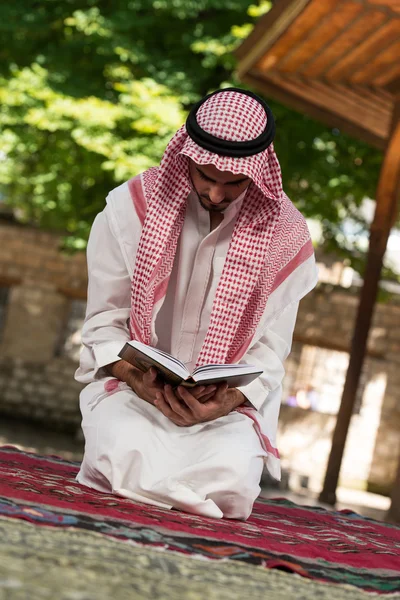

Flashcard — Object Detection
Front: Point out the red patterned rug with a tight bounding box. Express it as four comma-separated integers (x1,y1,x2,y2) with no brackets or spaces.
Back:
1,446,399,594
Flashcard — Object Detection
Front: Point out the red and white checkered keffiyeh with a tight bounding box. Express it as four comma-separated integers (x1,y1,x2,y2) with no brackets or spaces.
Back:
128,89,313,366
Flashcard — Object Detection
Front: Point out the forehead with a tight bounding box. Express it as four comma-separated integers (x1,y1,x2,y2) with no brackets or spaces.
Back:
192,161,248,184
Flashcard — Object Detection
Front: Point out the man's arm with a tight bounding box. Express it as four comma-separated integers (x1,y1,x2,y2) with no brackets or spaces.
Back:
78,195,256,412
154,383,244,426
104,360,165,406
154,302,298,425
105,359,219,407
236,301,299,412
104,359,138,388
76,204,135,385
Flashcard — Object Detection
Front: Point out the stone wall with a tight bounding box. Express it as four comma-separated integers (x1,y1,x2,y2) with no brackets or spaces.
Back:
0,220,87,432
0,219,399,493
0,357,82,431
287,285,400,496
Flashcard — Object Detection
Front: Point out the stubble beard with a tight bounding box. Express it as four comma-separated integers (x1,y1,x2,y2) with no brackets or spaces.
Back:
198,194,228,213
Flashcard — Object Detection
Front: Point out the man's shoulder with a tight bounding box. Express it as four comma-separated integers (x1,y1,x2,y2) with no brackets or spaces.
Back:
107,167,159,206
270,193,313,263
279,193,309,234
106,180,131,203
129,166,159,201
104,167,159,233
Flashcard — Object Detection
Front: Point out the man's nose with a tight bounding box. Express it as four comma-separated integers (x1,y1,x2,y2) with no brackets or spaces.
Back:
209,184,225,204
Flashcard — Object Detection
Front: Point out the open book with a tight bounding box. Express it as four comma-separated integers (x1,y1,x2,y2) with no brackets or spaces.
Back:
118,340,263,388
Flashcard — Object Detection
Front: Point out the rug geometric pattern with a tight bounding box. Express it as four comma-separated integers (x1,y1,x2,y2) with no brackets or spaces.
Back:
1,446,399,594
3,518,398,600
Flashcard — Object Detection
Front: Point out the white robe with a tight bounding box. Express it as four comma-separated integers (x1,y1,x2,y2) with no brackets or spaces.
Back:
75,181,317,519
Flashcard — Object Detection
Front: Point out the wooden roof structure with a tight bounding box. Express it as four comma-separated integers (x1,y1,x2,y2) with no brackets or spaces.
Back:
236,0,400,148
235,0,400,522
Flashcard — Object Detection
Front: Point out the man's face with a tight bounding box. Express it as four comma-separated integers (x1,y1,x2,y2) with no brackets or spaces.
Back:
189,160,250,212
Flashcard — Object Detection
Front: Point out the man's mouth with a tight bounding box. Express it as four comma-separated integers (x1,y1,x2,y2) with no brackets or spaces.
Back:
201,196,228,208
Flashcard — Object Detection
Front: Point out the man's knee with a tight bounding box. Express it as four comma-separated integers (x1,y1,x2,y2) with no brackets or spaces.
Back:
85,396,153,456
209,450,264,519
221,442,264,481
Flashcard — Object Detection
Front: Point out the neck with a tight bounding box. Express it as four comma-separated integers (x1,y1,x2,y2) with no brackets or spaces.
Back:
210,211,223,232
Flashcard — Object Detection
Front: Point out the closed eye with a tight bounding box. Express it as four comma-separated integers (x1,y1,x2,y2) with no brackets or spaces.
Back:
197,170,214,183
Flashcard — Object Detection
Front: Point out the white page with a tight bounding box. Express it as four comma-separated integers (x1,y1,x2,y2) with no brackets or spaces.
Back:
127,341,189,379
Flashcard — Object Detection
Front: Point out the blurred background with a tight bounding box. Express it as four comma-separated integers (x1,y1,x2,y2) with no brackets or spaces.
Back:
0,0,399,520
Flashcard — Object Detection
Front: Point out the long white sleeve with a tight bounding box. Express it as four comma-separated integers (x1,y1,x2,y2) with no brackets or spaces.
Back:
75,181,308,408
237,301,299,414
76,201,299,400
75,207,133,384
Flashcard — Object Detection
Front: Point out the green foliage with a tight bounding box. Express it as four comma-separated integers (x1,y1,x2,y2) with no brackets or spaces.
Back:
270,102,384,264
0,0,386,273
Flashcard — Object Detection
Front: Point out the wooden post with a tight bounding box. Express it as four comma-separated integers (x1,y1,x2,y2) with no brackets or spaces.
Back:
319,111,400,505
387,456,400,523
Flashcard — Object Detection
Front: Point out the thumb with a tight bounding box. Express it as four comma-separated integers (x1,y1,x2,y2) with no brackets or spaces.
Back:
148,367,159,382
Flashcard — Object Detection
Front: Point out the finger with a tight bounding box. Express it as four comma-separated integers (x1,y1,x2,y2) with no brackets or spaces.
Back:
213,382,229,398
176,386,204,401
156,393,192,427
148,367,159,382
177,386,206,418
155,392,187,426
178,387,226,423
143,368,163,390
197,391,216,404
211,383,232,415
142,368,154,384
197,385,217,398
164,385,193,419
189,386,206,399
192,382,226,403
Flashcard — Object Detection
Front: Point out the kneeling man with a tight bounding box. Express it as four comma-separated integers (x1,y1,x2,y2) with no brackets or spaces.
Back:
75,88,317,519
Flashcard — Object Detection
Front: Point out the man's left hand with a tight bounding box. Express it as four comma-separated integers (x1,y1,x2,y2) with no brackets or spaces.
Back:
154,383,245,426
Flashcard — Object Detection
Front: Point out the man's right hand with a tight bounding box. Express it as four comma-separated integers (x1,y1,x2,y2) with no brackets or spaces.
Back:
128,367,165,404
105,360,216,407
130,368,217,406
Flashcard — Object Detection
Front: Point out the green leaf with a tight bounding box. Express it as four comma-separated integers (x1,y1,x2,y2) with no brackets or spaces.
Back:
0,0,387,279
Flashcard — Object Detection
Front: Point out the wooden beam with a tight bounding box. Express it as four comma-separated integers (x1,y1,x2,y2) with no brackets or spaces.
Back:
235,0,311,77
351,39,400,83
243,70,391,144
274,74,390,135
278,0,364,74
385,74,400,95
350,84,394,111
254,0,345,73
309,80,391,136
300,9,388,78
319,107,400,505
366,0,400,16
326,19,400,81
235,0,298,59
241,72,387,149
373,61,400,87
